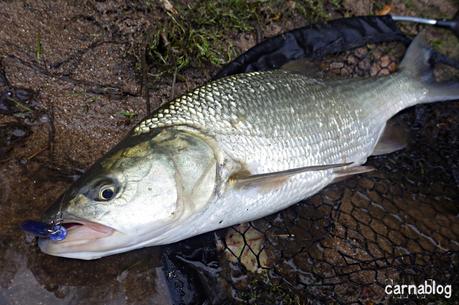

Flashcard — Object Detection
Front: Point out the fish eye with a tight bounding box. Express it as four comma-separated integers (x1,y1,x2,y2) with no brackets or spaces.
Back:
97,185,116,201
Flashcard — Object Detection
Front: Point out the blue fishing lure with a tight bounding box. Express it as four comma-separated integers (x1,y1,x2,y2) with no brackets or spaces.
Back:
21,220,67,241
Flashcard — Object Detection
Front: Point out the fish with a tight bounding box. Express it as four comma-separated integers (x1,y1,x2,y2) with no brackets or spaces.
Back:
38,34,459,259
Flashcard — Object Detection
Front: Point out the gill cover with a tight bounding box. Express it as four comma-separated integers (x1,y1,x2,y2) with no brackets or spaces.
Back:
82,127,218,235
150,128,218,219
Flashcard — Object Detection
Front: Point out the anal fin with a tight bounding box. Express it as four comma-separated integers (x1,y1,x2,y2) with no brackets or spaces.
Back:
372,119,408,156
332,165,375,184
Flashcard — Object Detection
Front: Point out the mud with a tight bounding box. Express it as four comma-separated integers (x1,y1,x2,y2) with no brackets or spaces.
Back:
0,1,458,305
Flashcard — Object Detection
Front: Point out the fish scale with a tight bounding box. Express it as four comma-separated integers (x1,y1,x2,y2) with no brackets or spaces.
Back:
135,70,383,174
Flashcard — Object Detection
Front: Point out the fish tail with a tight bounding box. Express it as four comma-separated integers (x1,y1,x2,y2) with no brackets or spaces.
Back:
399,32,459,104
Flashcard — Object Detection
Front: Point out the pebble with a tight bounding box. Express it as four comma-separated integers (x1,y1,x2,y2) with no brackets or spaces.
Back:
378,68,390,76
346,54,358,65
370,64,379,76
340,67,351,76
354,47,368,59
331,68,341,75
372,49,383,60
388,62,397,73
358,58,371,71
380,55,390,68
330,62,344,69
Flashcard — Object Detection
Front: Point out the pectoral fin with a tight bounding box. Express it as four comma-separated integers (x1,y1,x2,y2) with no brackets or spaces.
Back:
231,162,352,190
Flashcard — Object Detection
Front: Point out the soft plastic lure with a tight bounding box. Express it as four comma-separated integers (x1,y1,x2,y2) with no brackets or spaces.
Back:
21,220,67,241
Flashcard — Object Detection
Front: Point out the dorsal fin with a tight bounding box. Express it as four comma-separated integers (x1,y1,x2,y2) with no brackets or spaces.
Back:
231,162,352,189
399,31,433,83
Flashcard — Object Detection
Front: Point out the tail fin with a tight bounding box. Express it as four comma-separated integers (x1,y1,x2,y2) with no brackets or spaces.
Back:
400,33,459,103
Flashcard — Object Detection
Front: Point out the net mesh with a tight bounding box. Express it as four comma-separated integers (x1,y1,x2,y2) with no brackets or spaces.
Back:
170,42,459,305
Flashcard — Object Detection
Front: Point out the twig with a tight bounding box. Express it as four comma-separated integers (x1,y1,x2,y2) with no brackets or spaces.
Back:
171,66,178,99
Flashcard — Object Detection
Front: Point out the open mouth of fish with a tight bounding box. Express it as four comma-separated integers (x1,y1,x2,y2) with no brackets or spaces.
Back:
51,218,115,243
37,216,129,259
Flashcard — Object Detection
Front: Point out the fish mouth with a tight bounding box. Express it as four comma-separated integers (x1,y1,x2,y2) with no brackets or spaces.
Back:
58,218,115,242
38,217,117,258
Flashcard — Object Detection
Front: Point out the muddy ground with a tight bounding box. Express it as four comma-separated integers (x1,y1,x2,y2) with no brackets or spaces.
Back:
0,1,458,305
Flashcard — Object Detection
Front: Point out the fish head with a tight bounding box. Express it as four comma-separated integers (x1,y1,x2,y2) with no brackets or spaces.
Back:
39,128,218,259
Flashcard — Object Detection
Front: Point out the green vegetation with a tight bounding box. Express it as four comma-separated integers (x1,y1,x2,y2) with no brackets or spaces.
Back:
118,110,137,120
35,32,43,62
145,0,335,79
238,273,305,305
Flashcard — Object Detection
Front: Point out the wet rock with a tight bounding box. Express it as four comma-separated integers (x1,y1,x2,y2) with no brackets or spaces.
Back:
367,191,382,204
0,122,31,159
374,182,387,194
451,223,459,236
340,189,354,213
417,236,435,252
353,208,371,225
0,87,38,115
400,224,419,240
382,215,401,231
367,241,383,257
367,203,385,220
360,226,375,242
388,230,405,246
358,178,374,190
404,206,424,220
323,188,342,201
351,192,370,209
371,219,388,236
406,240,422,253
376,236,392,254
381,198,398,214
439,226,456,241
432,232,449,251
339,213,357,230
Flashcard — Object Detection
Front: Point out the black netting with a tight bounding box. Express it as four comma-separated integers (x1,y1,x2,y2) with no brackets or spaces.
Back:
162,33,459,304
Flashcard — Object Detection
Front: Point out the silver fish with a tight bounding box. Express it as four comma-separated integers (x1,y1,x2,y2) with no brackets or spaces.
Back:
38,34,458,259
